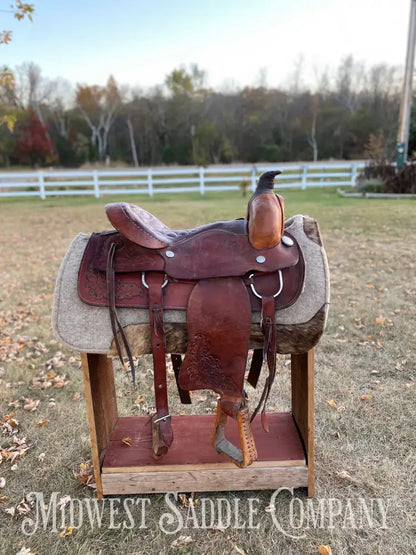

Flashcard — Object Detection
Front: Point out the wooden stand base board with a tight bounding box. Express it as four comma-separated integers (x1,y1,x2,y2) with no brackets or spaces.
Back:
101,412,308,496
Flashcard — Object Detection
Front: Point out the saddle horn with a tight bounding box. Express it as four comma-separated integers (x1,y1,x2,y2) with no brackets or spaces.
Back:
253,170,282,196
247,170,284,249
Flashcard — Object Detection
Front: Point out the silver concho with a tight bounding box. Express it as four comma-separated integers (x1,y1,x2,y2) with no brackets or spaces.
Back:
256,255,266,264
165,250,175,258
282,235,294,247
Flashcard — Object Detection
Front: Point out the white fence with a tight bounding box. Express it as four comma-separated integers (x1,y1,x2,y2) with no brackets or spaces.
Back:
0,161,365,199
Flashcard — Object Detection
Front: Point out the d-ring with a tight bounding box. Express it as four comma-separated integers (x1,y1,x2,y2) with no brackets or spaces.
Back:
249,270,283,299
141,272,168,289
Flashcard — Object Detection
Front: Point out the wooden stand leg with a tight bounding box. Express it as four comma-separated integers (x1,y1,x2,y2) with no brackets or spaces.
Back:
291,349,314,497
81,353,118,499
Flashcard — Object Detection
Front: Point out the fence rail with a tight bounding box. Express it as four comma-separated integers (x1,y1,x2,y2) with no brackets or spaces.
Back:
0,161,366,199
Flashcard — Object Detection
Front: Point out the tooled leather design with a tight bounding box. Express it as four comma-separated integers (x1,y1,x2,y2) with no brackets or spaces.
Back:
181,333,237,392
107,235,162,267
82,270,145,302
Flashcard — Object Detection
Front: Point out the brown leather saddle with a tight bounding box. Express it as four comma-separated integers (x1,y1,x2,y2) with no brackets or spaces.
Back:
78,170,305,467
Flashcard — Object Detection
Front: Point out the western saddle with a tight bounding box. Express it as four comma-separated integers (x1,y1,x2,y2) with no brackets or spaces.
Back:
78,170,305,467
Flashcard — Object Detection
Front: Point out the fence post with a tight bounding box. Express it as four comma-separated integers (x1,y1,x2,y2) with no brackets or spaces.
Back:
199,166,205,195
147,168,153,196
93,170,100,198
38,172,45,200
351,162,358,187
302,165,308,190
251,166,257,191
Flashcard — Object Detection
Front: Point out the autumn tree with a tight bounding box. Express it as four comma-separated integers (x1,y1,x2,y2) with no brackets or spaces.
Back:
0,55,403,168
14,107,55,166
0,1,34,129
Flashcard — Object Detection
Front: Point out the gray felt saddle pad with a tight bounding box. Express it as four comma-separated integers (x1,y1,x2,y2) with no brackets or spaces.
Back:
52,214,329,355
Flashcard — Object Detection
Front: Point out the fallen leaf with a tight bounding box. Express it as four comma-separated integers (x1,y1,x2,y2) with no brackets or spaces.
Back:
360,395,372,400
37,453,45,462
171,535,194,548
121,437,132,446
16,547,35,554
0,477,5,488
366,284,375,289
73,461,96,489
318,546,332,555
373,316,386,325
0,436,31,464
36,419,50,427
395,360,407,371
59,526,73,537
327,399,339,411
1,414,20,435
16,497,32,515
232,546,246,555
337,470,352,480
178,493,190,507
23,399,40,412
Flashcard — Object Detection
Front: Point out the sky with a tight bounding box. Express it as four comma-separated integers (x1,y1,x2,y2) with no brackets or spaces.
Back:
1,0,411,91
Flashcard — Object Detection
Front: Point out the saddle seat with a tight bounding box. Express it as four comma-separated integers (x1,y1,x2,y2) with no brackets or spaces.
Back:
105,202,246,250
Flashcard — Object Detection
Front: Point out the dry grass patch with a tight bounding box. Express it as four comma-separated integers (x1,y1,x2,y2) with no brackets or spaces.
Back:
0,191,415,554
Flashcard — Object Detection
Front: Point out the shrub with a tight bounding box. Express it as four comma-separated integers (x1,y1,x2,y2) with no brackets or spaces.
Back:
385,163,416,194
357,162,416,194
357,135,416,194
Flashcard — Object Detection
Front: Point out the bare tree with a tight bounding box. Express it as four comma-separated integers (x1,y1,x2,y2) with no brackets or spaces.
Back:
307,95,319,161
76,75,120,160
336,55,365,113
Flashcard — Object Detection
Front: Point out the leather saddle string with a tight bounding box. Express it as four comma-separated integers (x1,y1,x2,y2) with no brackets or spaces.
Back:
247,348,263,388
171,354,192,404
106,242,136,386
250,295,276,432
147,274,173,449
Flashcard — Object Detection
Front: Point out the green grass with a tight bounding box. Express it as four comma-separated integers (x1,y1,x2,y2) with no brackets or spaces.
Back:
0,188,415,554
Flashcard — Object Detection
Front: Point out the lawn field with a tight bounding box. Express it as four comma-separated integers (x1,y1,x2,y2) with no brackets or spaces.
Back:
0,189,415,554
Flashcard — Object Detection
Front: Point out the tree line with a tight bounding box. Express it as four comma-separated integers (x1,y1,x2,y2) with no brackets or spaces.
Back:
0,56,404,168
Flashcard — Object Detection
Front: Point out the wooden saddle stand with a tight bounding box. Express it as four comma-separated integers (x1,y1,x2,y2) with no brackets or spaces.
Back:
56,170,328,498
